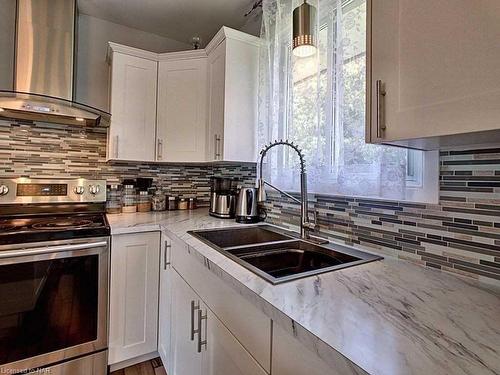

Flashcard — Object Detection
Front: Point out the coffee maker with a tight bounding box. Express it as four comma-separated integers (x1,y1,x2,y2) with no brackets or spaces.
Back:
209,177,237,219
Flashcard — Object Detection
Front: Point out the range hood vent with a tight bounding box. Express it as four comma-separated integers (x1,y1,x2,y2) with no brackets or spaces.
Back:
0,0,110,127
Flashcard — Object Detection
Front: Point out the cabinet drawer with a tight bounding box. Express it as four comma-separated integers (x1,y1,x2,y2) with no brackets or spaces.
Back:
171,238,271,373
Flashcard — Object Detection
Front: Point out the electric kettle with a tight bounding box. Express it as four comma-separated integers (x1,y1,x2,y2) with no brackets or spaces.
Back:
235,187,265,223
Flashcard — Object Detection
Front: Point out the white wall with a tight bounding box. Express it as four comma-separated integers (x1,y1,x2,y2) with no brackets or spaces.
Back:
239,9,262,37
76,14,190,111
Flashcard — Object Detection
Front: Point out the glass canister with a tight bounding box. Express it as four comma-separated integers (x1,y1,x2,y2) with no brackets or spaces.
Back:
166,196,178,210
151,190,166,211
178,198,188,210
106,184,122,214
122,185,137,213
188,197,197,210
137,190,152,212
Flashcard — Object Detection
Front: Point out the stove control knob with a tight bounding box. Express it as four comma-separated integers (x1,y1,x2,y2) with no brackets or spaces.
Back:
74,186,85,195
0,185,9,196
89,185,100,195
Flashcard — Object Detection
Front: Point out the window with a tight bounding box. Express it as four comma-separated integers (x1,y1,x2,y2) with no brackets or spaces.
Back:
258,0,439,203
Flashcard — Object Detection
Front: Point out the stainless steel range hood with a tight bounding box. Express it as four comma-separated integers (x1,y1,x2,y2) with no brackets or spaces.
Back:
0,0,110,127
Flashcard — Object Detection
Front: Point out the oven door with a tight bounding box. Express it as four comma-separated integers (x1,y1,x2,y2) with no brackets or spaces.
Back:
0,238,109,372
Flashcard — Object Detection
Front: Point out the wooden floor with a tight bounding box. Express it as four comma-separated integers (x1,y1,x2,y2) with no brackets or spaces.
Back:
111,357,167,375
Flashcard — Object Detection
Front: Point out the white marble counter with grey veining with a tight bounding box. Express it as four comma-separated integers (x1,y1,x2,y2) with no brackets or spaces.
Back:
107,209,500,375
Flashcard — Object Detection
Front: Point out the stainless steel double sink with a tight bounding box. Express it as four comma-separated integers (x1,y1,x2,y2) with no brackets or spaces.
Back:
188,225,382,284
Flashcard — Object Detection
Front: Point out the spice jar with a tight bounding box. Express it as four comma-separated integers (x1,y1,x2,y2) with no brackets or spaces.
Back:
122,185,137,213
178,198,188,210
151,190,166,211
137,191,152,212
166,196,178,210
188,197,197,210
106,184,122,214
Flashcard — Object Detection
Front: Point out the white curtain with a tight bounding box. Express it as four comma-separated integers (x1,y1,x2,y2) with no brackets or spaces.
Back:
258,0,412,200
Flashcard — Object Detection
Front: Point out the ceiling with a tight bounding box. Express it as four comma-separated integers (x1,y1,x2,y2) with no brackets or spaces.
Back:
77,0,257,47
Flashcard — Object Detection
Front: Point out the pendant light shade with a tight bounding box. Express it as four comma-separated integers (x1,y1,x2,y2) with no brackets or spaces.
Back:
292,0,317,57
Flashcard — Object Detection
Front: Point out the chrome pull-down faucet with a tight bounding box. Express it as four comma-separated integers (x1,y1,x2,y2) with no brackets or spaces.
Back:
256,140,326,243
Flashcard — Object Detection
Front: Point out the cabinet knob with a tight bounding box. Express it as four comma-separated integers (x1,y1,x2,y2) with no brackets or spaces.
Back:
0,185,9,196
89,185,100,195
73,186,85,195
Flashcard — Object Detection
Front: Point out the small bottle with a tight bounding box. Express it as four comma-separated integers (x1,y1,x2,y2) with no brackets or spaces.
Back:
137,191,152,212
122,185,137,213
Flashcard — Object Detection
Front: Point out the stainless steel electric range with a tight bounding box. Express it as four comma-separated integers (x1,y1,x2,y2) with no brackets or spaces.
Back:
0,178,110,375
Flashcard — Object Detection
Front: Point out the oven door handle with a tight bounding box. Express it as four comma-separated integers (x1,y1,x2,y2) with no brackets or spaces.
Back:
0,241,108,259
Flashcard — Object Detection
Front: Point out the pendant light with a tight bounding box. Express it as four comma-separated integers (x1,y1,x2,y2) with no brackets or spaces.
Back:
292,0,317,57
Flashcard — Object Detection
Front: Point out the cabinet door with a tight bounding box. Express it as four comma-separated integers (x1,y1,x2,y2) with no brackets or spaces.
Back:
207,41,226,162
171,270,203,375
158,236,172,373
108,52,157,161
157,57,208,162
109,232,160,365
368,0,500,145
171,235,271,372
203,308,267,375
222,37,259,162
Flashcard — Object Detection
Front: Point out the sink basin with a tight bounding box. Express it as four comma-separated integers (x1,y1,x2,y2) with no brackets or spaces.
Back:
228,240,361,280
189,225,294,248
188,225,382,284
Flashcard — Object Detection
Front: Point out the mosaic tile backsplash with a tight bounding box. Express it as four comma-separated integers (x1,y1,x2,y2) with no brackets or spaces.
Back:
263,148,500,284
0,120,255,205
1,119,499,284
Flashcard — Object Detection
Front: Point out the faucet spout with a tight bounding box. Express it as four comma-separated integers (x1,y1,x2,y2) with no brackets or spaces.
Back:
256,140,313,240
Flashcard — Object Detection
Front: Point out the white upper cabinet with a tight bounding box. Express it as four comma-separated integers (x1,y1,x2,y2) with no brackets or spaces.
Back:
107,43,158,161
106,27,259,163
367,0,500,150
157,52,208,162
206,27,260,162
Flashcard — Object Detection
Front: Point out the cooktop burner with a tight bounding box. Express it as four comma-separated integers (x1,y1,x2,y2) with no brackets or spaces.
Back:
31,219,94,230
0,213,110,245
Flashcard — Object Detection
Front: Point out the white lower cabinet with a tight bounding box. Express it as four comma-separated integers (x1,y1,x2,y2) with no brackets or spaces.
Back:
158,235,172,374
108,231,347,374
170,269,267,375
272,323,361,375
109,232,160,366
204,307,267,375
170,270,203,375
170,235,272,372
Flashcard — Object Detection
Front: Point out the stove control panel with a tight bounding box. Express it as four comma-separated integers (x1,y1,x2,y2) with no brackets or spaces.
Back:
0,179,106,204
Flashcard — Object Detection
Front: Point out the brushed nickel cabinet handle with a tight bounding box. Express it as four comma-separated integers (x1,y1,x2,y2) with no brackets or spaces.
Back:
214,134,221,160
376,80,386,138
164,242,171,270
197,308,207,353
157,138,163,160
190,300,200,341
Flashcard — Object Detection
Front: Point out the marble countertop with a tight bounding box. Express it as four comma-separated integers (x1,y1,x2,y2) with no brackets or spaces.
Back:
107,209,500,375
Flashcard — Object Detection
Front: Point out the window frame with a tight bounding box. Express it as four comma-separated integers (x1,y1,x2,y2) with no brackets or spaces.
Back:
266,0,437,203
